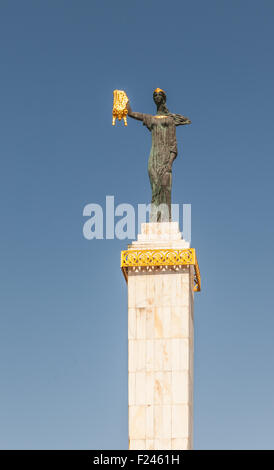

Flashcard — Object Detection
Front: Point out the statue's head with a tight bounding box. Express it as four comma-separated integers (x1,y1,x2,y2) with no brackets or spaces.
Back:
153,88,166,105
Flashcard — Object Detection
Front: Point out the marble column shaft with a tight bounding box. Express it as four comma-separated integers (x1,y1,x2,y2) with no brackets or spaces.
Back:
127,223,194,450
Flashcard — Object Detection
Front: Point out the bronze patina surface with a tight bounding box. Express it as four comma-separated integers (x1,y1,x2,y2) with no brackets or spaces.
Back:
112,88,191,222
127,88,191,221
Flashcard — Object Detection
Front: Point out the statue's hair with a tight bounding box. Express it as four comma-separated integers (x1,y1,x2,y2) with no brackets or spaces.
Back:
161,102,171,115
153,89,171,115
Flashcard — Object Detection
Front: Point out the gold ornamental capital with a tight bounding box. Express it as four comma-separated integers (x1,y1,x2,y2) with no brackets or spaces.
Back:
121,248,201,292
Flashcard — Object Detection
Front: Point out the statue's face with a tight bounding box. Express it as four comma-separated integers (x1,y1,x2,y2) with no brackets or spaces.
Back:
153,91,165,106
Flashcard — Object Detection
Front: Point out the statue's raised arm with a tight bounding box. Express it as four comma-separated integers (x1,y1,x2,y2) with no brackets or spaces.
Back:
126,102,145,122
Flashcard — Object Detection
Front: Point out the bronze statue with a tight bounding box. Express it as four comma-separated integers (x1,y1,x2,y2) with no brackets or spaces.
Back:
113,88,191,221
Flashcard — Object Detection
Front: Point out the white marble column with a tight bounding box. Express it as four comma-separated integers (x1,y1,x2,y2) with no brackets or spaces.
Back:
126,223,194,450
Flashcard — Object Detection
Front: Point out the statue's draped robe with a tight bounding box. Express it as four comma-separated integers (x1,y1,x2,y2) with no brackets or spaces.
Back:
143,113,186,221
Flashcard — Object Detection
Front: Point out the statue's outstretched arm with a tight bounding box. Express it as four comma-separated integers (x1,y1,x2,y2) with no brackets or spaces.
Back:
127,102,144,122
173,113,192,126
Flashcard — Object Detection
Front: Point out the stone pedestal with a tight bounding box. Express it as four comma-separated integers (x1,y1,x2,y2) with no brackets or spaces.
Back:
121,223,200,450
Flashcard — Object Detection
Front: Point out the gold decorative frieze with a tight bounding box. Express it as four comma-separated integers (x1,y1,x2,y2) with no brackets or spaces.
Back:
121,248,201,292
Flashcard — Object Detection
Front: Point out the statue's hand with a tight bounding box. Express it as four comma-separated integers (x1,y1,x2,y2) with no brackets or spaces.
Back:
168,151,177,171
126,101,133,116
166,162,172,173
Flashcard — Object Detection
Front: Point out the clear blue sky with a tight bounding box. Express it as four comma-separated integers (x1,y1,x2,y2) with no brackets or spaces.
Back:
0,0,274,449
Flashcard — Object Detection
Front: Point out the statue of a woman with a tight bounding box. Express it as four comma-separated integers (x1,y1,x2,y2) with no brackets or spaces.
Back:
127,88,191,222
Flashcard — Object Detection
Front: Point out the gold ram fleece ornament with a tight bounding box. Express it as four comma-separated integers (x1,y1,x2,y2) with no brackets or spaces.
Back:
112,90,129,126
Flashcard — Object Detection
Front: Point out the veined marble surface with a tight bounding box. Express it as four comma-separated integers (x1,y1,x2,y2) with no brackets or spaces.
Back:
127,223,194,450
